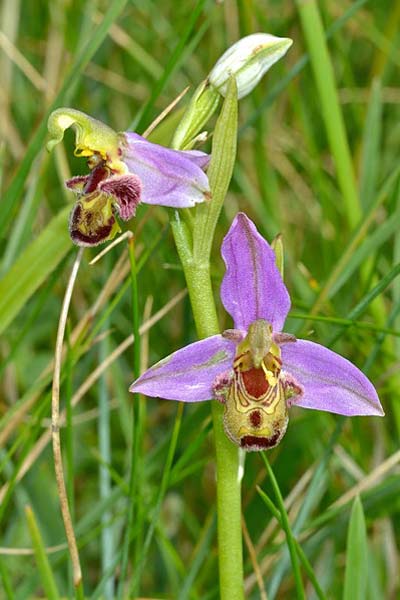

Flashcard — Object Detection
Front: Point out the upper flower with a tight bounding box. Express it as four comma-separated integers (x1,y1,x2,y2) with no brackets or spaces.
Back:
47,108,211,246
130,213,383,452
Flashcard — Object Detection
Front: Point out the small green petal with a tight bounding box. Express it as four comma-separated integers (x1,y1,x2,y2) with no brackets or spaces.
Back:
271,233,284,277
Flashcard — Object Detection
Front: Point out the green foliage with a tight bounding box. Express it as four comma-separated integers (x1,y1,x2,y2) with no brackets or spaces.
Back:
0,207,70,334
1,0,399,598
343,497,368,600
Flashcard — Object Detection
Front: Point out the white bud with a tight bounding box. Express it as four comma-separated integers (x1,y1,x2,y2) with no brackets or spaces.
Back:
208,33,293,100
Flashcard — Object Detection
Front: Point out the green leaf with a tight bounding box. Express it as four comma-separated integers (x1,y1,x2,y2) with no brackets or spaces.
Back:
328,208,400,299
343,496,368,600
0,207,71,334
0,556,15,600
296,0,360,229
359,79,382,212
192,76,238,263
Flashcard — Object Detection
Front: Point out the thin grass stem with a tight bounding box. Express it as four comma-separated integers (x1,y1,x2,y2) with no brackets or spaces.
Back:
25,506,60,600
51,247,84,598
256,487,327,600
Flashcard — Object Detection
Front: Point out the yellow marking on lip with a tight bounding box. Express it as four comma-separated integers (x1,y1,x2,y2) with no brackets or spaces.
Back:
261,361,277,386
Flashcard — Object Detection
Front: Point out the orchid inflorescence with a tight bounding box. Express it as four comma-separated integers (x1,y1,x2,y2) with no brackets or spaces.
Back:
47,33,383,452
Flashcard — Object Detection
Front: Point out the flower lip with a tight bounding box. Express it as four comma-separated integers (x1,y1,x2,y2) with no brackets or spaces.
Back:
69,196,119,247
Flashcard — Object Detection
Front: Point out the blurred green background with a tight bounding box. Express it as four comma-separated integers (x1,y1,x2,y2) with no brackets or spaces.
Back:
1,0,399,598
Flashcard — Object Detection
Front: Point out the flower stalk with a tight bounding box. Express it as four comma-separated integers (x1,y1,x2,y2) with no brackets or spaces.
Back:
171,78,244,600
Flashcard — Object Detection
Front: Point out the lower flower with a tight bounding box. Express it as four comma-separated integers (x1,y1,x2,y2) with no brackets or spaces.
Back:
130,213,384,451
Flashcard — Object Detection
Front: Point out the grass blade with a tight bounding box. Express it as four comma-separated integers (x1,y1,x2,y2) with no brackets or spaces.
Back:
296,0,360,229
257,486,327,600
25,505,61,600
261,454,306,600
343,497,368,600
0,207,70,334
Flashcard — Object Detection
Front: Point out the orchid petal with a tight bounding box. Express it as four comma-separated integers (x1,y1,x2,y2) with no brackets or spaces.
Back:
65,175,90,193
130,335,235,402
281,339,384,416
122,133,211,208
99,174,142,220
179,148,210,170
220,213,291,331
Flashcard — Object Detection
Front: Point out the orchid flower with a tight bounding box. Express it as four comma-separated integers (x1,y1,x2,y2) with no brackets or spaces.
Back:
47,108,210,246
130,213,383,452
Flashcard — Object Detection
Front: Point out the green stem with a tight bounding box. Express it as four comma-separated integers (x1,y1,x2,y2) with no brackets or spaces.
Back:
65,324,75,599
183,263,244,600
296,0,361,229
99,330,114,600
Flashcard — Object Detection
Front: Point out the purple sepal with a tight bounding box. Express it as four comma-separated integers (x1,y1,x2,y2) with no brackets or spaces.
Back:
281,339,384,416
220,213,291,331
130,335,236,402
123,132,211,208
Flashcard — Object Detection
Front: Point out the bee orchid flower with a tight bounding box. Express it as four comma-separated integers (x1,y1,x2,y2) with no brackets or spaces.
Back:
130,213,384,451
47,108,211,246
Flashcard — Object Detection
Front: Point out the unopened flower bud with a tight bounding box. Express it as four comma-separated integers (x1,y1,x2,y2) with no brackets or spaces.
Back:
208,33,293,99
